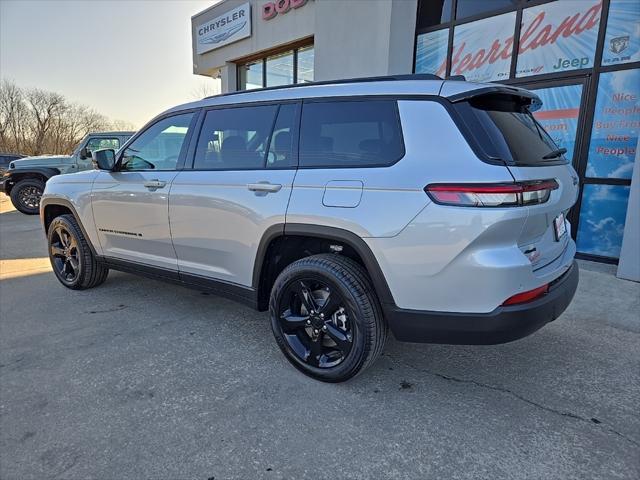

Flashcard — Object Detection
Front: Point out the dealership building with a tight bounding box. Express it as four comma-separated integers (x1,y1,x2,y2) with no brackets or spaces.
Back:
191,0,639,279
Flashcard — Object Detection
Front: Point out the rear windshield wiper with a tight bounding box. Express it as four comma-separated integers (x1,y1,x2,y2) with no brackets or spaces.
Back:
542,147,567,160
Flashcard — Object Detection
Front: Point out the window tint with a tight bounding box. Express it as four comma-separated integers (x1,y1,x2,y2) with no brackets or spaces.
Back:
121,112,194,171
455,94,566,166
299,100,404,168
456,0,517,19
86,137,120,154
416,0,453,29
266,104,297,168
194,105,279,170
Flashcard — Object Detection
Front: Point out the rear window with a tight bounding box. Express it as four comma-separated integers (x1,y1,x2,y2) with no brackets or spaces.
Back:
299,100,404,168
455,94,567,166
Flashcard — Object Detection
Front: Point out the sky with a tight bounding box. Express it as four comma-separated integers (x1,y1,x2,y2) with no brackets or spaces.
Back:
1,0,221,128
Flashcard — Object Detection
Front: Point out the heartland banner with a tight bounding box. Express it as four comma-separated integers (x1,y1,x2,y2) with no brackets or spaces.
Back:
516,0,602,77
586,68,640,180
602,0,640,66
418,0,606,81
531,84,584,162
196,3,251,54
415,29,449,76
447,12,516,82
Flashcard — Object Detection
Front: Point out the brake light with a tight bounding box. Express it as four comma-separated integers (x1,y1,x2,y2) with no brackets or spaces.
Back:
425,180,558,207
502,284,549,306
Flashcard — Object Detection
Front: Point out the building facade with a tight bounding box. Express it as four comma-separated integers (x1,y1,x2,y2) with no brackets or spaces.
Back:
191,0,639,278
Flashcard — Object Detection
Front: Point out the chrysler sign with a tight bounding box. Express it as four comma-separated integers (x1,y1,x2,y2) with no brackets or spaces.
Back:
196,3,251,54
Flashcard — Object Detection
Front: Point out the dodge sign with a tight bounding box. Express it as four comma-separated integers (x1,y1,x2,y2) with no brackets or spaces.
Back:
196,3,251,54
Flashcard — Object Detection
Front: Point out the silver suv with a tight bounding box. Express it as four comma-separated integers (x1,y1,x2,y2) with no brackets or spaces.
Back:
40,75,580,382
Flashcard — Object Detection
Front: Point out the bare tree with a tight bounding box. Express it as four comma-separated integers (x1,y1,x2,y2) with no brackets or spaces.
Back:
190,78,221,99
0,80,133,155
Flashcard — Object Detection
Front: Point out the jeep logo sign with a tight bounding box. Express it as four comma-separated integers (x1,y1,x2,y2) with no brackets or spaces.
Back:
196,2,251,54
262,0,308,20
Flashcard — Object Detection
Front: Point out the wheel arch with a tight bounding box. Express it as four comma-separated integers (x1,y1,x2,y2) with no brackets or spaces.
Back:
41,197,99,257
4,167,59,193
253,223,395,311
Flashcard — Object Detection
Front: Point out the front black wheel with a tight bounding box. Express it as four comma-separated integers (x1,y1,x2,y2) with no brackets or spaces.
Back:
269,254,387,382
10,178,45,215
48,214,109,290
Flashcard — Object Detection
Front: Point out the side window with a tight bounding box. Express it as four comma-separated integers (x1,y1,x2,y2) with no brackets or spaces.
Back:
266,103,297,168
85,137,120,154
120,112,194,171
194,105,278,170
299,100,404,168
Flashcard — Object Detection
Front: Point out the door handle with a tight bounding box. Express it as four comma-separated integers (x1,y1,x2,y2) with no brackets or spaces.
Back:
247,182,282,194
144,179,166,190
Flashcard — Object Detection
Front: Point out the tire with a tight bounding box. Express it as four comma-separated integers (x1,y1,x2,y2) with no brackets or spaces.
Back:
269,254,387,382
10,178,45,215
47,214,109,290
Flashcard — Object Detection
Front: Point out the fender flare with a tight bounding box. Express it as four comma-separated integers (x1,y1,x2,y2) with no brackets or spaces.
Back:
5,167,61,189
40,197,99,257
252,223,396,306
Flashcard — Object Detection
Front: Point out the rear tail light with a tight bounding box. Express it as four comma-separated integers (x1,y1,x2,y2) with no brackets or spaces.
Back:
425,179,558,207
502,284,549,306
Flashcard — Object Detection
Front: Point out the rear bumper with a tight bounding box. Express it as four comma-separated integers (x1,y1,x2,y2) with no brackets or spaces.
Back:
384,260,579,344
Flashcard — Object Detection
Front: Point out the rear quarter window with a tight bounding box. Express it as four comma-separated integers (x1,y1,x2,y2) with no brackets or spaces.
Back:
299,100,404,168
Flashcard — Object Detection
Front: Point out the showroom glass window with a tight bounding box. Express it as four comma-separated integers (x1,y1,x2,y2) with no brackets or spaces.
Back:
237,45,314,90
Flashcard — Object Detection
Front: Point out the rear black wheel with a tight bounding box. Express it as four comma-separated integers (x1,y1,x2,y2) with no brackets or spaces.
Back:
269,254,387,382
48,214,109,290
10,178,44,215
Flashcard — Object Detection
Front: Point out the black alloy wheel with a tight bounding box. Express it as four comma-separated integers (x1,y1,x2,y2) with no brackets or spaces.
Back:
277,278,354,368
47,214,109,290
49,224,81,285
10,178,44,215
270,254,387,382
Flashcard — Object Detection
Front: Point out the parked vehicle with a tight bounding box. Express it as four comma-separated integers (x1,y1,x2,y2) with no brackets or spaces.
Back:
40,75,579,382
0,152,26,175
1,131,134,214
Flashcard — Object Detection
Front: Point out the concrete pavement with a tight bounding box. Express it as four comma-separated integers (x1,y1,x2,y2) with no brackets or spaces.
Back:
1,193,639,479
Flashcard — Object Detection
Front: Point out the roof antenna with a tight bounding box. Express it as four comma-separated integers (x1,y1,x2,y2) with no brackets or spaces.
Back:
447,75,467,81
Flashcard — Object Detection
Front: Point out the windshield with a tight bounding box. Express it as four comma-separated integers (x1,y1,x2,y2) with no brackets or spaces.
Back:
455,93,568,167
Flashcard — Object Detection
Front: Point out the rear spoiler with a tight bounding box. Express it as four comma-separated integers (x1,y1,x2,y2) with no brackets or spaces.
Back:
445,85,542,112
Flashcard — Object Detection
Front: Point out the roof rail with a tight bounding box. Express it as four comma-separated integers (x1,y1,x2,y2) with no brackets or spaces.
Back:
203,73,443,100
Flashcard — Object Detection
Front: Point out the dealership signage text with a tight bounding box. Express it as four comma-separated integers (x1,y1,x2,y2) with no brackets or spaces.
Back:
196,2,251,54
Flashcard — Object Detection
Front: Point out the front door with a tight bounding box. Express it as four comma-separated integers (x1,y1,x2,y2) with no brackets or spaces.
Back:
92,112,196,270
169,102,299,287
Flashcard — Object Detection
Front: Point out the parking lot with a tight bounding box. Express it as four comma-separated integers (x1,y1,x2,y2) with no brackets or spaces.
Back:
0,192,638,480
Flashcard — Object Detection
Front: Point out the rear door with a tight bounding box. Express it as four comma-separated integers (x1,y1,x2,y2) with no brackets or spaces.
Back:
452,92,579,271
169,102,299,287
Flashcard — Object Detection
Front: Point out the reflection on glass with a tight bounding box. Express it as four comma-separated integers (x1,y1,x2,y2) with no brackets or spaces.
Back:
297,46,314,83
415,28,449,76
516,0,601,77
602,0,640,66
576,184,631,258
586,69,639,180
531,84,583,162
456,0,517,19
240,61,263,90
416,0,453,28
266,51,294,87
450,12,515,82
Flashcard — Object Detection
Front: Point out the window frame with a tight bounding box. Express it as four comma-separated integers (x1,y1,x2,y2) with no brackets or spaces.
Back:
236,40,314,91
85,137,121,153
115,109,200,172
186,100,302,171
298,97,407,170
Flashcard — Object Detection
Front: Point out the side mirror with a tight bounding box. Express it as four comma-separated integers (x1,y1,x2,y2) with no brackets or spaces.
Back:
79,147,91,160
92,148,116,170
